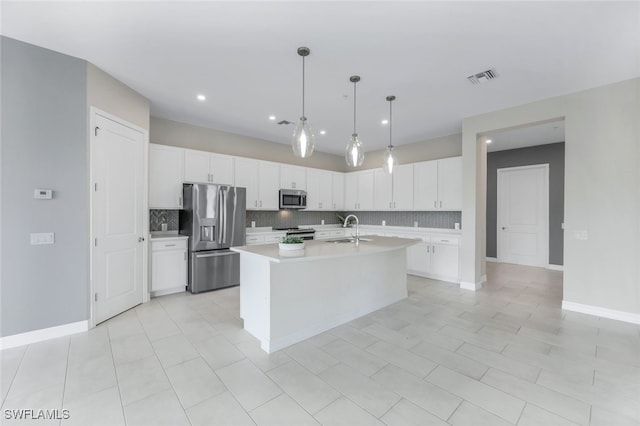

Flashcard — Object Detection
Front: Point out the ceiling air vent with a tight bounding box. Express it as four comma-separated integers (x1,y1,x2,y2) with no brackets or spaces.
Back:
467,69,498,85
277,120,293,125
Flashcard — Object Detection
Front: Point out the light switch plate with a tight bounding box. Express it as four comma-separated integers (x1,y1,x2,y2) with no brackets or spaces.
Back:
34,189,53,199
30,232,55,245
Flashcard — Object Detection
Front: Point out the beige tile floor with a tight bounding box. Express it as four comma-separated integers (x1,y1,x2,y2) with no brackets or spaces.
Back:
2,262,639,425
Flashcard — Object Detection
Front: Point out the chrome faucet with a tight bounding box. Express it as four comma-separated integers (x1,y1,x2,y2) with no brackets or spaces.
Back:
343,214,360,243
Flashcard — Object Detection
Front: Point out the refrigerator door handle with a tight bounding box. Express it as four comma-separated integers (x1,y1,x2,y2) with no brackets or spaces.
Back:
194,250,235,259
221,189,228,244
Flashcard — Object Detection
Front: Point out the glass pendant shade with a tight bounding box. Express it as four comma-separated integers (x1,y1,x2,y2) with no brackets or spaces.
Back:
292,117,315,158
345,133,364,167
383,146,397,174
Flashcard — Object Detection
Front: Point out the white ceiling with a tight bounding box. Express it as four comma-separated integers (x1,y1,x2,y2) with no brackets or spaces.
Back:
2,1,639,156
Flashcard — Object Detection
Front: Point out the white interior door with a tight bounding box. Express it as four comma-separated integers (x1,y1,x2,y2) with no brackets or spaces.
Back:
92,111,145,324
497,164,548,267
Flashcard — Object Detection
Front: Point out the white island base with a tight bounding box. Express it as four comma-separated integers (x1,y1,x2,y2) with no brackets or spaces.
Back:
232,236,416,353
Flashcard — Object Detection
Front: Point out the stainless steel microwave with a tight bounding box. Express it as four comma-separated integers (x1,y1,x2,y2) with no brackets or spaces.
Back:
279,189,307,209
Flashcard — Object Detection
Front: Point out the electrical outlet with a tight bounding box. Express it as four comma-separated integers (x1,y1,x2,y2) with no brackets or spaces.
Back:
30,232,55,245
574,230,588,241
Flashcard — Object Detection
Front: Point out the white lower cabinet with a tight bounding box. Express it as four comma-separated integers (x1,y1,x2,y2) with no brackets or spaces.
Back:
315,229,346,240
406,235,459,283
150,237,187,297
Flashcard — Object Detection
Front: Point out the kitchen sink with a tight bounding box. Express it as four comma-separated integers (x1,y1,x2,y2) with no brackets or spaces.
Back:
324,237,373,243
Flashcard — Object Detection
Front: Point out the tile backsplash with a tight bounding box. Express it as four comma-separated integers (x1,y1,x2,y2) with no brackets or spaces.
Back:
150,209,179,231
153,209,461,232
246,210,461,229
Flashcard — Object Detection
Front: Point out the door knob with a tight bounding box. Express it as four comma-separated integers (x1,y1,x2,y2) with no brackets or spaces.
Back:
138,237,145,242
501,227,507,230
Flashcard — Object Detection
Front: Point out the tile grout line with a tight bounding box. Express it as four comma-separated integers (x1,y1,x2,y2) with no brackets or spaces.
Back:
0,345,28,410
107,326,129,426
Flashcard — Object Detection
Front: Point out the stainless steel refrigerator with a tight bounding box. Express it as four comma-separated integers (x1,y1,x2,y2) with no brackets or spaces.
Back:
179,183,246,293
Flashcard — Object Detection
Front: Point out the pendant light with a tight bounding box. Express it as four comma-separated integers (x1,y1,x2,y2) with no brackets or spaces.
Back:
292,47,315,158
345,75,364,167
382,95,397,174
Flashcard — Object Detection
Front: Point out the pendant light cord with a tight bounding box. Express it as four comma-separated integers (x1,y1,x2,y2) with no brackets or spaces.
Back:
388,99,393,149
353,81,357,134
302,56,305,118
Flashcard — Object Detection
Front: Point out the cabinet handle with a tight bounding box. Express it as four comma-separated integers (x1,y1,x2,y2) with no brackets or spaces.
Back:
440,201,442,208
434,201,437,208
432,245,435,254
292,182,296,189
394,202,396,208
427,245,430,253
178,196,182,207
260,200,263,207
184,251,187,261
165,244,176,247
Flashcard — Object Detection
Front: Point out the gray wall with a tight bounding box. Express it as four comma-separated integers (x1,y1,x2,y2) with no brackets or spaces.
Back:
1,37,88,336
486,142,565,265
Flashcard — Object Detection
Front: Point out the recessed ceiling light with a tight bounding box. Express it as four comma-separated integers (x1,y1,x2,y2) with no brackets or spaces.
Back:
196,94,206,101
486,139,492,144
381,120,389,125
269,115,276,121
319,130,326,135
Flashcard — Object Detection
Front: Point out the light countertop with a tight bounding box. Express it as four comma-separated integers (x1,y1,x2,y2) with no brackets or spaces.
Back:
149,232,188,241
231,235,419,263
245,224,461,236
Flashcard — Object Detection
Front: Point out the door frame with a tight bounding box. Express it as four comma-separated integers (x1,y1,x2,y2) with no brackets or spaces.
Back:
496,163,549,267
89,107,149,329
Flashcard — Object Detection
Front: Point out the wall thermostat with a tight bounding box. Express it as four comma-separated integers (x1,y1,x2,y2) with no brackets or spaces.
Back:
34,189,53,199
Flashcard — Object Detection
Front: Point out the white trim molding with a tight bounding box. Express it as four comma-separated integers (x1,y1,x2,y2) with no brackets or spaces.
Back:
562,301,640,325
0,320,88,350
486,257,498,263
460,280,483,291
547,264,564,271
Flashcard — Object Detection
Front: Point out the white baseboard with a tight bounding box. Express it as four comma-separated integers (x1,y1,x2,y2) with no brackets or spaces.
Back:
0,320,89,350
486,257,498,263
547,264,564,271
460,280,483,291
562,301,640,325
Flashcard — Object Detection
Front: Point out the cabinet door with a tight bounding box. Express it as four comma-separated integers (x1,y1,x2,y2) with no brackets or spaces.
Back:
184,149,211,183
413,160,438,210
210,154,234,185
149,144,184,209
344,173,359,210
407,242,430,275
151,249,187,292
332,173,344,210
234,158,259,209
280,165,307,190
430,243,459,281
306,169,321,210
393,164,414,210
357,170,375,210
258,162,280,210
374,169,393,210
437,156,462,210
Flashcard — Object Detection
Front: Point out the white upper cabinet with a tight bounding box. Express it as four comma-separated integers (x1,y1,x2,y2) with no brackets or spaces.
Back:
258,161,280,210
413,160,438,210
280,165,306,190
374,169,393,210
345,170,374,210
374,164,413,210
437,156,462,210
184,149,234,185
393,164,414,210
234,157,259,209
234,158,279,210
332,172,345,210
413,156,461,211
306,168,332,210
149,144,184,209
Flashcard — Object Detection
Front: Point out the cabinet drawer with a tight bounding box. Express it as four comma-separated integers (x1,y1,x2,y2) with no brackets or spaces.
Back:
315,231,332,239
265,233,285,243
330,230,346,237
431,236,459,246
151,239,187,251
246,235,265,245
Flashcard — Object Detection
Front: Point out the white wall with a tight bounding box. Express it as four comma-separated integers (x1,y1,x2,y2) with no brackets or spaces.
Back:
462,78,640,315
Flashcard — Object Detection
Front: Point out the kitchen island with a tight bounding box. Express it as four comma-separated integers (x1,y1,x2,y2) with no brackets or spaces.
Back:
231,236,418,353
